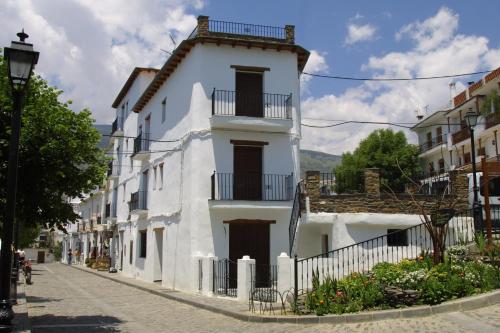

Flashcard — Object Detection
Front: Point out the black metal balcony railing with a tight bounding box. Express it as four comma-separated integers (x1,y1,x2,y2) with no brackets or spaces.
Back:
208,20,286,40
111,117,123,135
419,134,447,153
211,172,293,201
212,90,292,119
129,191,148,211
452,127,471,145
485,113,500,129
133,132,150,155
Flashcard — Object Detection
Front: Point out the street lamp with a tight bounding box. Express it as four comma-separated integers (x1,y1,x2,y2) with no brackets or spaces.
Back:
0,30,39,330
464,109,480,223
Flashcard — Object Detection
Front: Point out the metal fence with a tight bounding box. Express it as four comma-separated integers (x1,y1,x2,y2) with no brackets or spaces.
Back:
250,264,278,302
212,90,292,119
129,191,148,211
294,208,485,299
211,172,293,201
133,132,150,155
405,172,453,195
320,171,365,195
213,259,237,297
208,20,287,40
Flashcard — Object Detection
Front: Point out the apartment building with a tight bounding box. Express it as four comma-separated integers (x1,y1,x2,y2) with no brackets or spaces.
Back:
76,16,310,292
412,67,500,175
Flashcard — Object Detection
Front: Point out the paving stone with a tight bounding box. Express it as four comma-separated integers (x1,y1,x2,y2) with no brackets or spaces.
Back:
25,263,500,333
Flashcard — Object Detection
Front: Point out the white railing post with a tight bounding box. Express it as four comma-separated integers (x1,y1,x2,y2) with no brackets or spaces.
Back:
277,252,292,294
237,256,255,303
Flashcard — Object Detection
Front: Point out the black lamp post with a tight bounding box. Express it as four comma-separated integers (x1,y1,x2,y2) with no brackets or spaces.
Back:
464,109,480,221
0,30,39,330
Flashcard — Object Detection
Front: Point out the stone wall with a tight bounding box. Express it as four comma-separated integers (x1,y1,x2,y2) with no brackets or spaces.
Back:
305,169,469,214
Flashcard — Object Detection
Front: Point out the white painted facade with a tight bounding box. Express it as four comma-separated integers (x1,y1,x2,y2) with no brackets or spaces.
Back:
412,69,500,175
69,17,310,295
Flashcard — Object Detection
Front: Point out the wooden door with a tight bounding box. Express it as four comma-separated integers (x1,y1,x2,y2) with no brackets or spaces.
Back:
233,146,262,200
235,72,263,117
229,222,270,287
37,251,45,263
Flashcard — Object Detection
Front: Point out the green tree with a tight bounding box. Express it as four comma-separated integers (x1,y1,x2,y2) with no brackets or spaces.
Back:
0,54,107,237
335,129,421,193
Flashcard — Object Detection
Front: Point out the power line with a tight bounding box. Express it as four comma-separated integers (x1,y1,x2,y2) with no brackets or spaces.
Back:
302,69,493,81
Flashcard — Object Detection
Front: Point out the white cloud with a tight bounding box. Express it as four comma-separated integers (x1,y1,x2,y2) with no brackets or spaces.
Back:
345,23,377,45
0,0,202,122
395,7,458,51
301,50,328,92
301,7,500,155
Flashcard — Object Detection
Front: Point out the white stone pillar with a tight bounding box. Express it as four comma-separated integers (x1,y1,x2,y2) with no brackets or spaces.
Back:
202,254,216,296
277,252,292,294
237,256,255,303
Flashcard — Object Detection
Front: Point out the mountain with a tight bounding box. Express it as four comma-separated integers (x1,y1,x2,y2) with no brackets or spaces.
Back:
300,149,342,177
94,124,112,150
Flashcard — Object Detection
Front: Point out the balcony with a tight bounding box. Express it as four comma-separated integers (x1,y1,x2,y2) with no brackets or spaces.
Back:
210,90,293,132
129,190,148,215
419,134,447,154
131,132,150,161
451,127,471,145
211,172,293,201
107,161,119,179
105,203,117,223
188,17,294,44
485,113,500,130
111,117,123,136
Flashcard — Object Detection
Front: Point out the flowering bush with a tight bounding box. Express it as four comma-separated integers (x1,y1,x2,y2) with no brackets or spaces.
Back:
305,255,500,315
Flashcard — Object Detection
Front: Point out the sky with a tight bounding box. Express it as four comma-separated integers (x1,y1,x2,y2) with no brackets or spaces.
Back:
1,0,500,155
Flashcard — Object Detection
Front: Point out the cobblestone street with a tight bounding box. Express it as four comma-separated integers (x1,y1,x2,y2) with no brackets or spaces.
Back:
25,263,500,333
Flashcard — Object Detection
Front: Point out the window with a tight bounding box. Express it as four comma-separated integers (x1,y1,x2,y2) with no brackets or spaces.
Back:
161,97,167,123
153,166,157,190
123,183,126,202
438,159,445,173
436,127,443,143
126,101,129,115
139,231,147,258
480,177,500,196
464,152,471,164
159,163,164,190
129,240,133,264
387,229,408,246
321,234,329,254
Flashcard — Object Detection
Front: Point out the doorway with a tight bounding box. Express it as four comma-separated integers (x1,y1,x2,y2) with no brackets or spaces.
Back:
233,145,262,200
235,72,263,117
153,228,163,281
228,221,271,287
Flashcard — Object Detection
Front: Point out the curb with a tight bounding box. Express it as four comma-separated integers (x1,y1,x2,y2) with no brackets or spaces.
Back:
12,281,31,333
67,264,500,324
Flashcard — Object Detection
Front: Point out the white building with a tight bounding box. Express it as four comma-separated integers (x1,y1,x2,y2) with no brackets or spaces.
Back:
76,16,310,293
412,68,500,175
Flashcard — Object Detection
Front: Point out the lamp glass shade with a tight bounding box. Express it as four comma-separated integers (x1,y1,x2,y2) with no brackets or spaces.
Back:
464,111,478,129
4,42,39,90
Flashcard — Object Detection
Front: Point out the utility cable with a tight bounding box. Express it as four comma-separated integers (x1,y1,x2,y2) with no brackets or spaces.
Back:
302,69,494,81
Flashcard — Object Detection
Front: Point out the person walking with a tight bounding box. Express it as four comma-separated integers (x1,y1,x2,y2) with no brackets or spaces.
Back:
67,248,73,265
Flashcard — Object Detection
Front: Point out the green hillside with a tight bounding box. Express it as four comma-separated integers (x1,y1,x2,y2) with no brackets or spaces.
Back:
300,149,342,177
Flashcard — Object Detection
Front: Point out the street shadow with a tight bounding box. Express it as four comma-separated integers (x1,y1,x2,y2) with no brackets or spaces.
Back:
31,314,123,333
26,295,62,303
